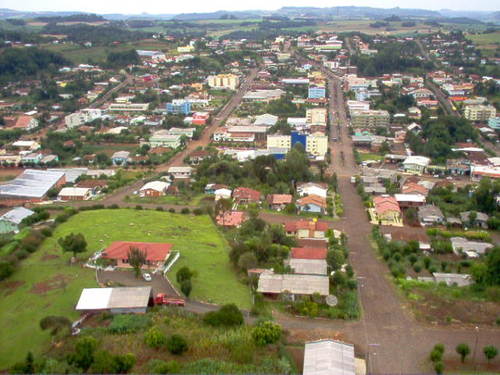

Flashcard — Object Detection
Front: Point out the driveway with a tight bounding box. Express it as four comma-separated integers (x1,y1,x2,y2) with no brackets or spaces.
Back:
97,269,179,297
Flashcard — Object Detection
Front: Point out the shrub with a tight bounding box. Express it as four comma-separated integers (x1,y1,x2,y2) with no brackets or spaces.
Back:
193,208,203,215
483,345,498,363
430,349,443,362
456,343,470,363
203,304,244,327
144,327,167,349
252,321,282,346
108,314,151,334
0,260,15,281
176,266,194,283
168,208,175,213
181,208,190,214
41,227,53,237
109,204,119,209
156,206,164,211
166,334,188,355
14,249,30,260
135,205,143,210
147,359,180,374
434,361,444,375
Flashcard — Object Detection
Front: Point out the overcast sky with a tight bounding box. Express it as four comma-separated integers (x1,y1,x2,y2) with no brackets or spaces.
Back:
2,0,497,14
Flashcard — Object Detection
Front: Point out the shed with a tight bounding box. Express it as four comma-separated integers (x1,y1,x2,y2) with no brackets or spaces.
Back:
257,272,329,297
0,207,34,233
303,339,357,375
75,287,153,314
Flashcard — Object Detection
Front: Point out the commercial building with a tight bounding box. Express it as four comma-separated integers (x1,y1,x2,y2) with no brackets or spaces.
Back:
65,109,102,128
149,130,182,149
464,105,496,122
306,108,327,125
306,133,328,157
207,73,240,90
308,85,326,99
108,103,149,112
350,110,390,128
166,100,191,115
58,187,92,201
0,207,34,234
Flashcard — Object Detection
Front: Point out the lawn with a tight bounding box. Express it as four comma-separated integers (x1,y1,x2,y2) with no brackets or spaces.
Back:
358,152,383,162
127,193,210,206
0,209,250,368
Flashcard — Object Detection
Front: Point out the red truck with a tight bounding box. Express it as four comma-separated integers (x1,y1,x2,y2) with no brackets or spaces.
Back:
154,293,185,306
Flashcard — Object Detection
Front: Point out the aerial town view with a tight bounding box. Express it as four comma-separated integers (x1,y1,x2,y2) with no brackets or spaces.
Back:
0,0,499,373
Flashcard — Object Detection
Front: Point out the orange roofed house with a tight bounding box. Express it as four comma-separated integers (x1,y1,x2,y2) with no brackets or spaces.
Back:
284,219,328,239
267,194,293,211
370,195,402,226
216,211,247,228
233,187,261,205
296,194,327,214
101,241,172,269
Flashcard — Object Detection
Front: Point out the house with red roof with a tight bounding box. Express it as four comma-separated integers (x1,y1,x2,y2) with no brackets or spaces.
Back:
266,194,293,211
284,219,328,239
287,246,328,275
101,241,172,269
371,195,402,226
233,187,261,205
216,211,247,228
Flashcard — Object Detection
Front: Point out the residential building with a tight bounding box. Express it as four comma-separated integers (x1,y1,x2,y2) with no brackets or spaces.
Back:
254,113,278,127
371,195,402,226
351,110,390,128
214,188,232,201
243,89,285,102
58,187,91,201
207,73,240,90
167,127,195,138
488,117,500,130
167,166,192,179
233,187,261,205
267,134,292,150
139,181,170,197
0,207,34,234
287,247,327,275
459,211,489,229
308,85,326,99
111,151,131,166
395,194,426,208
257,271,330,299
296,194,327,214
216,211,247,228
149,130,182,149
418,205,445,226
306,108,327,125
76,287,153,314
7,115,39,130
284,219,328,239
267,194,293,211
297,182,328,198
306,133,328,157
166,100,191,115
65,109,102,128
464,104,496,122
450,237,493,258
101,241,172,269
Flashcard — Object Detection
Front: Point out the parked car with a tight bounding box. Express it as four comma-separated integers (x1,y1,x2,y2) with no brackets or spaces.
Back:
143,273,152,282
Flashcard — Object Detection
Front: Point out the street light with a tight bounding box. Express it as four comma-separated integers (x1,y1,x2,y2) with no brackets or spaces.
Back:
472,325,479,371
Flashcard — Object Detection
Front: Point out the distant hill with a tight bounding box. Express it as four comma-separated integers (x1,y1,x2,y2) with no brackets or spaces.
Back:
172,10,266,21
277,6,441,19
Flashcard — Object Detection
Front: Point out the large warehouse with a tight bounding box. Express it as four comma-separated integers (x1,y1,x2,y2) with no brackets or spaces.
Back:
75,287,153,314
0,169,66,205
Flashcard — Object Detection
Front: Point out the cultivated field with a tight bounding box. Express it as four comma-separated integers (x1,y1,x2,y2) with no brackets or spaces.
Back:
0,209,250,368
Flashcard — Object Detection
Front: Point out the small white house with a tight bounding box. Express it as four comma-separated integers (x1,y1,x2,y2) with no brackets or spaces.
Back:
214,188,232,201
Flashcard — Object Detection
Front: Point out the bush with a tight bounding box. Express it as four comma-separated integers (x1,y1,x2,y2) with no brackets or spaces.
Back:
135,205,143,210
14,249,30,260
156,206,164,211
168,208,175,213
180,279,192,297
193,208,203,215
252,321,282,346
147,359,180,374
41,227,53,237
434,361,444,375
166,334,188,355
109,204,119,209
0,260,15,281
181,208,190,214
108,314,151,334
144,326,167,349
203,304,244,327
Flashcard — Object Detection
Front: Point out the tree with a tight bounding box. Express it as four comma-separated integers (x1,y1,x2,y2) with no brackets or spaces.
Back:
434,361,444,375
252,321,282,346
180,279,192,297
127,247,146,278
456,343,470,363
483,345,498,363
91,351,136,374
39,315,72,341
24,352,34,374
238,252,258,271
144,327,167,349
176,266,195,283
58,233,87,259
166,334,188,355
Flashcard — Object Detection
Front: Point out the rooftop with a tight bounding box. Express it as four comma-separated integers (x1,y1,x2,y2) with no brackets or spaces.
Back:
0,169,65,199
76,287,152,310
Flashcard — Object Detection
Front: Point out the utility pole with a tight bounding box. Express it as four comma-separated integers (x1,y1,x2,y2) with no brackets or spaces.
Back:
472,325,479,371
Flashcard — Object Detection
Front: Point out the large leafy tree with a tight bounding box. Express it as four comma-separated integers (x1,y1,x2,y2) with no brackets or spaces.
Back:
58,233,87,259
127,247,146,278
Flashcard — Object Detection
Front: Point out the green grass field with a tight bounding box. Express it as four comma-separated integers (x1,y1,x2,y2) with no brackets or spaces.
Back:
0,209,250,368
358,152,383,162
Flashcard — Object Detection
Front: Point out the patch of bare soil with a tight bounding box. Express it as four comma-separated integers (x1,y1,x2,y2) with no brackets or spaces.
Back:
409,289,500,326
30,274,73,294
286,328,345,343
1,280,25,296
41,254,60,261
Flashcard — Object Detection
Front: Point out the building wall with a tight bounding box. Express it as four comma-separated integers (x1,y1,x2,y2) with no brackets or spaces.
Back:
0,220,18,234
267,135,291,150
306,134,328,156
306,108,327,125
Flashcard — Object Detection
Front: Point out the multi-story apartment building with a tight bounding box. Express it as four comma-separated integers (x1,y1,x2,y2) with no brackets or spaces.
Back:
306,108,328,125
306,133,328,157
166,100,191,115
351,110,390,128
267,134,292,149
464,105,496,122
207,74,240,90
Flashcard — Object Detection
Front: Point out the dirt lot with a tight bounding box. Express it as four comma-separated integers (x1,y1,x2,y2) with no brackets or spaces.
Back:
97,269,179,297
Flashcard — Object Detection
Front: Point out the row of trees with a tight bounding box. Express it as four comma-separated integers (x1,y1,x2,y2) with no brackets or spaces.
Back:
429,342,498,374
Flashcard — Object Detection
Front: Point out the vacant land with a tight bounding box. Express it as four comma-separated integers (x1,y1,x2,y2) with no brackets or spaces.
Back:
468,31,500,55
0,209,250,368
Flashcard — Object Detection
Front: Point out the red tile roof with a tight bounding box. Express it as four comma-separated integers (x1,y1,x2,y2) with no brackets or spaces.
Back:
284,219,328,232
296,194,327,208
216,211,247,227
267,194,293,205
291,247,327,260
233,187,261,202
102,241,172,262
373,196,401,215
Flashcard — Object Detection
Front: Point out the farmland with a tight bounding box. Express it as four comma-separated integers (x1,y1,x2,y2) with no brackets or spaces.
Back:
0,209,250,368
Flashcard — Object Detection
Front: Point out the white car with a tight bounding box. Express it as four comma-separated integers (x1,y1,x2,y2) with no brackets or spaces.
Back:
142,273,152,282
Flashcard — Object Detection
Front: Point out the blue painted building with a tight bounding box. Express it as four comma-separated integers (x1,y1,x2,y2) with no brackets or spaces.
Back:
488,117,500,130
166,100,191,115
291,132,307,150
308,86,326,99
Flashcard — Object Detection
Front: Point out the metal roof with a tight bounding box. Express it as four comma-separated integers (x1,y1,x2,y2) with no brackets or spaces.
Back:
288,259,328,275
48,168,88,184
257,272,329,296
303,340,356,375
0,207,34,224
76,287,152,310
0,169,65,198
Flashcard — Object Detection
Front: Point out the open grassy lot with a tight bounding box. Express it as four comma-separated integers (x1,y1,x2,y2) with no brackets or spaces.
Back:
0,209,250,369
468,31,500,54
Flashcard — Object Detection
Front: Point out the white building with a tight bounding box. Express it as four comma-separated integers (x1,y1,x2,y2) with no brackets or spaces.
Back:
65,108,102,128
